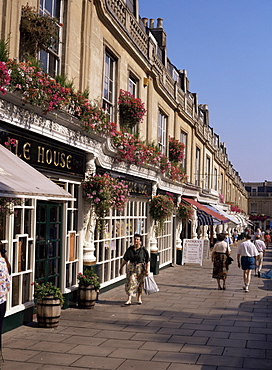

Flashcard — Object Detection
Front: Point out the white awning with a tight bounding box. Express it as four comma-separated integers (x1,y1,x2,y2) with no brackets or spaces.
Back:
0,144,72,199
209,204,240,225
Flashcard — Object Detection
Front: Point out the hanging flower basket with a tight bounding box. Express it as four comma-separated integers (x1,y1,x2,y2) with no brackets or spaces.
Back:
118,89,146,131
82,174,129,226
149,195,175,235
176,203,193,221
20,4,60,58
169,137,185,164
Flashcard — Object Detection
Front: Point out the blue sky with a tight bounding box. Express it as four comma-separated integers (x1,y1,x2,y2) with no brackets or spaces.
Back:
139,0,272,182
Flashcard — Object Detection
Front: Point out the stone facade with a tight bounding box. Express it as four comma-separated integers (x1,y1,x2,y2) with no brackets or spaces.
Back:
0,0,248,329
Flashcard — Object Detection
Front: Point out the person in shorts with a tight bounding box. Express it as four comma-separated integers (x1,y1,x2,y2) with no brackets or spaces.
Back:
237,234,259,292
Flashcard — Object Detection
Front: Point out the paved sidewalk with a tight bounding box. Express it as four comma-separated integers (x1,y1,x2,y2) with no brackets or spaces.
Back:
2,245,272,369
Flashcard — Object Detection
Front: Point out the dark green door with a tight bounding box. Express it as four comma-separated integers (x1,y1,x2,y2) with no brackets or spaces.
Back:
35,202,62,286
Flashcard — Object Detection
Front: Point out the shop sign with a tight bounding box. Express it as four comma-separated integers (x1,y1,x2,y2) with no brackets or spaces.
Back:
0,123,85,176
96,168,152,197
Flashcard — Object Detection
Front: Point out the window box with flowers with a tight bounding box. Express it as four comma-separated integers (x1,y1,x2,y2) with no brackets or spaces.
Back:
249,214,268,222
82,173,129,228
77,267,100,309
149,195,175,235
118,89,146,132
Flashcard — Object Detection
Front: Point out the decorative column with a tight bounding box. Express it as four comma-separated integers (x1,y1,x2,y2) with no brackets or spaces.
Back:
202,225,209,240
217,224,223,234
149,182,159,274
191,209,198,239
83,155,97,265
175,196,183,265
149,182,158,253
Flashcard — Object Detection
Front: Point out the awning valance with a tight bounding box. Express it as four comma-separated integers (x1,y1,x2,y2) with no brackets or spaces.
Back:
182,197,229,225
0,144,72,200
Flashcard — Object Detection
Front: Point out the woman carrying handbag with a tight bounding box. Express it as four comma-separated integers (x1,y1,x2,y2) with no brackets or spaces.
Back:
119,234,150,305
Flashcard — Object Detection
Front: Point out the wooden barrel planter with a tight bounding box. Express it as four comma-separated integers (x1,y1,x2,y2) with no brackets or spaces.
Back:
78,284,97,309
36,296,61,328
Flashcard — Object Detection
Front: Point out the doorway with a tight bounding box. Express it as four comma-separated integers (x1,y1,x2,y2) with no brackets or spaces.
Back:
35,202,62,286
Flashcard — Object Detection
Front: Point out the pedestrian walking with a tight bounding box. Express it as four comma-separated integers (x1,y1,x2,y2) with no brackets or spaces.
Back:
232,229,238,246
264,232,271,248
254,235,266,277
254,228,263,240
224,232,233,249
211,233,231,290
119,234,150,305
237,234,259,292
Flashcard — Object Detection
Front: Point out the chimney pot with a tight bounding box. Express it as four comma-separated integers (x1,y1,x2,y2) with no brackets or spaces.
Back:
157,18,163,28
149,18,154,29
142,18,148,27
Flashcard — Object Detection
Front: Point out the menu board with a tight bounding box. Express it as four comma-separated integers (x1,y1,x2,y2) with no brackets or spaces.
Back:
182,239,204,266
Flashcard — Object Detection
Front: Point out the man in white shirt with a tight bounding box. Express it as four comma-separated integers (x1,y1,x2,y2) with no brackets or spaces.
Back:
254,235,266,277
237,234,259,292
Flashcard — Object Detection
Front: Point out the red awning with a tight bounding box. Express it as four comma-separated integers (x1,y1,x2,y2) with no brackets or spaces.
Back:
182,197,229,224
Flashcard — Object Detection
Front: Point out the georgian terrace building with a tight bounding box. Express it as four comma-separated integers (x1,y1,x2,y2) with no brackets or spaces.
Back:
0,0,247,329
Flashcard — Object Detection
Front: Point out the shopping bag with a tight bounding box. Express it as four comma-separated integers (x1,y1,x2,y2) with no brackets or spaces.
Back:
144,273,159,295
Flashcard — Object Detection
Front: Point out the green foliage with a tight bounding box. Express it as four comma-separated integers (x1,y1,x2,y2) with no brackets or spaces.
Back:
55,74,75,90
32,281,64,306
0,36,10,62
77,268,100,291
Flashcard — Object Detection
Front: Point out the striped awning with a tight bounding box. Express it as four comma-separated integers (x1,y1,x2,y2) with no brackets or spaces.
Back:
197,209,214,225
182,197,229,225
206,205,240,225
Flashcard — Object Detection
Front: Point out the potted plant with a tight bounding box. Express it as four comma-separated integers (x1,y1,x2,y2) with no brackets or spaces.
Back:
149,195,175,235
32,281,64,328
77,268,100,309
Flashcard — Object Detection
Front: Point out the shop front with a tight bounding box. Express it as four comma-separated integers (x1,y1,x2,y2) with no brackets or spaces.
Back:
92,170,153,287
0,122,86,330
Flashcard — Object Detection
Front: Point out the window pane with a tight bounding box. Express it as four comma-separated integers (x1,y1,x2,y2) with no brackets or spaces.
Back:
14,209,22,237
12,275,20,307
45,0,53,14
24,209,32,235
22,273,30,304
0,218,6,240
